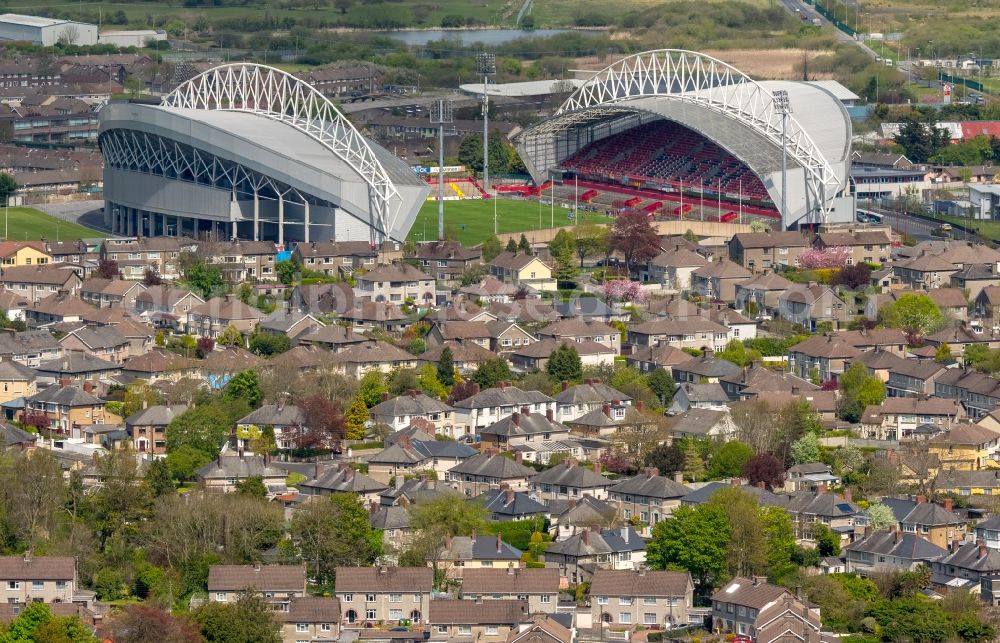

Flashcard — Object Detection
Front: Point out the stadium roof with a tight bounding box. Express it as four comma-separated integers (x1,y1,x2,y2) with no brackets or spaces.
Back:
459,78,586,98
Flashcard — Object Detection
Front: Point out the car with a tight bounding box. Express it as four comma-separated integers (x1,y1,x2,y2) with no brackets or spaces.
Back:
941,223,953,231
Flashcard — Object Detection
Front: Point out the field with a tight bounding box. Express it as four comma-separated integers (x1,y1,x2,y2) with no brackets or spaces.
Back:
407,198,611,246
933,213,1000,242
0,207,102,242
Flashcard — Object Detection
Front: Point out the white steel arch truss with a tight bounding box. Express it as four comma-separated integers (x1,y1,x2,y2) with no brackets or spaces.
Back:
163,63,400,239
553,49,844,215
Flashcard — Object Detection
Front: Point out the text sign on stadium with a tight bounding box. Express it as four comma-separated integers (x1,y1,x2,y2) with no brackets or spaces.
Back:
413,165,465,174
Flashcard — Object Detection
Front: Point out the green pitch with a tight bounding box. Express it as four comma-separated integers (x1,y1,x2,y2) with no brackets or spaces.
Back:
407,198,611,246
0,208,103,242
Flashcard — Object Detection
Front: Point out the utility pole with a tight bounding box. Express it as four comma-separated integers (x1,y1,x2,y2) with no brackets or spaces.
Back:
430,99,453,241
773,89,792,226
476,53,496,193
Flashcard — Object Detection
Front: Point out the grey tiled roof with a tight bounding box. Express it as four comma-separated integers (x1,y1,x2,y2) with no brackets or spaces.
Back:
608,473,690,499
125,404,188,427
531,462,610,489
448,453,536,479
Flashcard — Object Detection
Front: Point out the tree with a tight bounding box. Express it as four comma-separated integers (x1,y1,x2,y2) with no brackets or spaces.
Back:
893,116,949,163
611,210,661,271
2,602,98,643
184,261,225,299
86,448,153,549
343,396,369,441
866,502,896,531
790,431,822,465
878,293,944,342
505,238,518,253
248,331,290,356
838,361,886,422
105,605,201,643
217,324,244,348
357,371,388,408
275,259,298,285
481,235,503,263
291,493,382,585
419,364,449,400
716,340,763,368
646,369,676,406
707,487,767,578
166,399,249,458
437,346,455,387
472,358,513,389
647,503,730,591
95,259,121,279
192,592,281,643
831,263,872,289
196,336,215,358
708,440,753,479
297,395,345,448
457,134,483,172
408,492,487,577
546,343,583,383
4,450,64,550
760,505,796,582
146,458,175,497
935,342,953,363
0,172,17,204
235,476,268,498
742,453,784,489
122,381,162,419
166,444,213,481
334,0,353,13
549,229,579,286
142,268,164,286
644,443,685,475
517,234,532,254
225,370,262,407
683,440,705,482
812,523,841,556
573,223,609,267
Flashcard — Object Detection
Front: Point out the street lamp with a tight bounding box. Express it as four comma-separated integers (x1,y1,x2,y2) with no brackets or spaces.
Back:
430,99,453,241
476,52,496,193
772,90,792,225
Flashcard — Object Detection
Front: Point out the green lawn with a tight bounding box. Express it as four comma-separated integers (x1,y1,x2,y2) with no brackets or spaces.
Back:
934,213,1000,241
407,198,611,246
0,207,103,242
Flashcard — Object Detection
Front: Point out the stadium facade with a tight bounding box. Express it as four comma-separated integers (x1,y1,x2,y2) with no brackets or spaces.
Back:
516,50,854,229
99,63,428,246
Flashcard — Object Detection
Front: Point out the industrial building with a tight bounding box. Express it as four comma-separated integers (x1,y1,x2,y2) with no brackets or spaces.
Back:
0,14,97,47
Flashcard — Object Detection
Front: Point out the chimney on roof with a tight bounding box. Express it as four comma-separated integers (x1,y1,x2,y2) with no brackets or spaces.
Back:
582,529,589,546
511,412,520,427
895,529,902,544
636,400,644,412
674,472,683,484
917,495,926,505
585,378,594,386
345,467,355,482
566,457,577,469
593,462,602,474
953,539,962,553
382,391,390,402
602,403,611,418
752,576,767,587
217,454,223,469
844,487,852,503
979,539,988,558
514,452,523,464
545,408,553,422
83,381,93,394
314,463,321,479
496,534,502,553
647,467,658,478
505,488,514,504
562,381,569,391
520,405,530,416
944,498,954,512
471,529,477,544
409,389,418,398
816,484,827,495
22,550,31,564
472,383,480,395
499,381,507,390
621,526,629,544
399,435,411,449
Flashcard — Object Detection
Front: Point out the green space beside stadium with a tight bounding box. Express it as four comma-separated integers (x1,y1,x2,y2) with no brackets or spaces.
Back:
407,198,612,246
0,208,102,241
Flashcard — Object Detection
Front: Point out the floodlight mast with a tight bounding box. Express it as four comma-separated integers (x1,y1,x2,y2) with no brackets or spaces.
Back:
477,53,496,193
430,99,454,241
772,90,792,227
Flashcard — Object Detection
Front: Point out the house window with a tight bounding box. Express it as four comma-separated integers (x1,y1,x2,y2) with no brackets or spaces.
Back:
619,597,633,606
366,594,376,602
389,594,402,603
55,581,65,590
296,624,308,632
389,609,403,620
619,613,632,624
31,582,42,591
644,613,657,625
459,626,472,636
216,593,226,601
597,597,608,605
540,595,551,604
7,582,19,590
486,625,499,635
344,594,353,602
321,624,332,632
437,626,449,634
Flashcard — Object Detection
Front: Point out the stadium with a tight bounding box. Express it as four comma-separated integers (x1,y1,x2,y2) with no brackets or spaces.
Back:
98,63,429,246
515,50,854,229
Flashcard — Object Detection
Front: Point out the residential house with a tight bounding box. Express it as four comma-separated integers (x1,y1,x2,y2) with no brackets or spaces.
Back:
625,344,694,373
974,286,1000,323
564,400,656,441
787,334,862,382
839,328,910,356
607,470,689,530
669,382,729,413
432,534,523,579
187,295,265,339
900,497,966,549
719,363,817,401
446,452,536,497
334,566,433,627
355,263,435,305
646,245,707,291
257,310,322,342
79,278,145,309
777,284,850,331
930,540,1000,592
410,241,482,284
368,436,476,484
293,240,379,275
195,453,287,494
510,338,616,371
371,505,413,559
58,325,130,364
935,369,1000,419
554,380,631,423
370,392,456,435
125,403,187,455
554,298,628,323
728,231,809,273
548,497,619,541
460,276,519,303
489,252,556,292
207,564,306,609
476,488,548,522
934,469,1000,497
691,260,752,302
627,318,730,353
590,569,694,630
543,526,645,584
234,403,306,452
25,292,94,327
460,568,559,614
529,459,612,501
0,265,81,302
886,360,947,397
134,285,204,328
924,323,1000,358
786,488,860,547
950,265,998,302
451,383,556,436
0,554,76,604
119,349,199,383
0,287,30,321
844,529,947,576
664,408,737,441
0,329,62,367
710,577,797,640
205,239,277,282
814,229,892,266
0,361,35,405
298,463,389,504
327,341,419,378
785,463,841,493
478,408,571,452
535,318,621,353
0,241,52,267
861,397,964,440
734,271,793,318
974,516,1000,550
34,351,119,390
100,236,187,280
428,599,530,642
894,252,959,290
927,423,1000,470
23,385,120,437
339,301,410,335
280,597,340,643
297,324,369,353
671,355,741,384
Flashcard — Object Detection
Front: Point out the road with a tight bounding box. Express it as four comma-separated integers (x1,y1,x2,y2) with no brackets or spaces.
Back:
773,0,878,58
